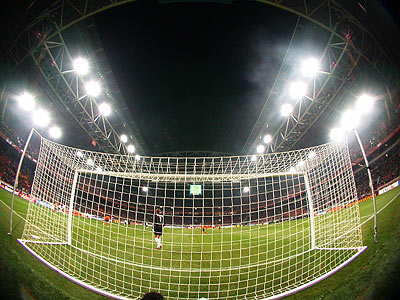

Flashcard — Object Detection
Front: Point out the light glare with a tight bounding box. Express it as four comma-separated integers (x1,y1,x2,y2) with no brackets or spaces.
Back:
85,80,101,97
17,93,35,111
73,58,89,75
281,104,293,116
341,110,360,130
251,155,257,162
135,154,141,161
263,134,272,144
127,144,135,153
120,134,128,143
289,81,307,98
308,151,316,159
330,127,345,141
243,186,250,193
99,103,111,116
357,94,374,115
32,109,50,127
87,158,94,166
301,58,319,77
256,145,265,154
49,126,62,139
76,151,84,158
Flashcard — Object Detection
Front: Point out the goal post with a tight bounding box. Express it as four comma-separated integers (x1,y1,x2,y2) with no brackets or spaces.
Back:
19,137,365,300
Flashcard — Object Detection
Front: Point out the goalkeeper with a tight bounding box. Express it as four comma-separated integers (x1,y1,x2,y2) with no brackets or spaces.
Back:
153,208,164,250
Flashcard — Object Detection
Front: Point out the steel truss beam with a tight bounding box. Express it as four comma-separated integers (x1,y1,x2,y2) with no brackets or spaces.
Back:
29,23,146,154
1,0,398,155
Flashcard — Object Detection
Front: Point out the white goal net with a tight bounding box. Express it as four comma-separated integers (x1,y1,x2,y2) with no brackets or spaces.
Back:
20,137,365,300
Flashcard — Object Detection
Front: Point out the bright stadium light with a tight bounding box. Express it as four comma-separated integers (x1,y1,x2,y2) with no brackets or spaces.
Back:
341,109,360,130
256,144,265,153
76,151,84,158
49,126,62,139
281,103,293,116
120,134,128,143
263,134,272,144
73,58,89,75
243,186,250,193
85,80,101,97
17,93,35,111
96,166,102,172
251,155,257,162
308,151,316,159
99,103,111,116
298,160,305,168
135,154,141,161
356,94,374,115
301,58,319,77
127,144,135,153
289,81,307,99
32,109,50,127
142,186,148,192
289,166,296,173
330,127,345,141
87,158,94,166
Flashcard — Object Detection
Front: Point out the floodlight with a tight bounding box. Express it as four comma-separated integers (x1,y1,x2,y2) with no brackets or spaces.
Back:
135,154,141,161
96,167,102,172
330,127,345,141
263,134,272,144
243,186,250,193
281,103,293,116
289,167,296,173
142,186,148,192
85,80,101,97
120,134,128,143
127,144,135,153
251,155,257,162
256,144,265,154
49,126,62,139
298,160,305,168
356,94,374,115
32,109,50,127
17,93,35,111
308,151,316,159
99,103,111,116
73,58,89,75
301,58,319,77
87,158,94,166
289,81,307,98
341,110,360,130
76,151,84,158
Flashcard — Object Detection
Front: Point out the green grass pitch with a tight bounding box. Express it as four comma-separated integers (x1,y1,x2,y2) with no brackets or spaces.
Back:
1,186,400,299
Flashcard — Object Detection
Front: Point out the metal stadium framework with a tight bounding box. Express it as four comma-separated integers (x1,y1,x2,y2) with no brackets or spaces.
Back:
0,0,399,156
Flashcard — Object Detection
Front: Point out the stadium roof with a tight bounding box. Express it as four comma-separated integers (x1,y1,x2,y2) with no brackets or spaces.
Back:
1,0,399,156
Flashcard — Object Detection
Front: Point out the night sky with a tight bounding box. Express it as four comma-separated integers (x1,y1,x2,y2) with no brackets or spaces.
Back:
95,1,295,155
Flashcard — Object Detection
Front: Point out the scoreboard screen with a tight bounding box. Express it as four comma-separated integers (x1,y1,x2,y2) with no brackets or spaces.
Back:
189,184,202,196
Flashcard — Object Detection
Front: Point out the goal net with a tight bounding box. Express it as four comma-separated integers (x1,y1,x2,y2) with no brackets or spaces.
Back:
19,137,365,300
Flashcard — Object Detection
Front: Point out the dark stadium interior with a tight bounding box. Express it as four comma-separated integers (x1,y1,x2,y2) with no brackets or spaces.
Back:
0,0,400,300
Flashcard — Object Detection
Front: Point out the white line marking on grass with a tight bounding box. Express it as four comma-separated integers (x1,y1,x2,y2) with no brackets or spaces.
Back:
361,190,400,227
0,198,26,221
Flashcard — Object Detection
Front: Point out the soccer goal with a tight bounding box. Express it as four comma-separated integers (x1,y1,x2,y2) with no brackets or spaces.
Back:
19,137,365,300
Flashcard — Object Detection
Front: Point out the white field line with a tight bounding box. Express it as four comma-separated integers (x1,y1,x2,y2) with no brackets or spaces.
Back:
360,189,400,227
0,198,64,243
0,197,26,221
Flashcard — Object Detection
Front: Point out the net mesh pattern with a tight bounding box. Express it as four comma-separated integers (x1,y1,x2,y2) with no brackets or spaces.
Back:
21,138,363,300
